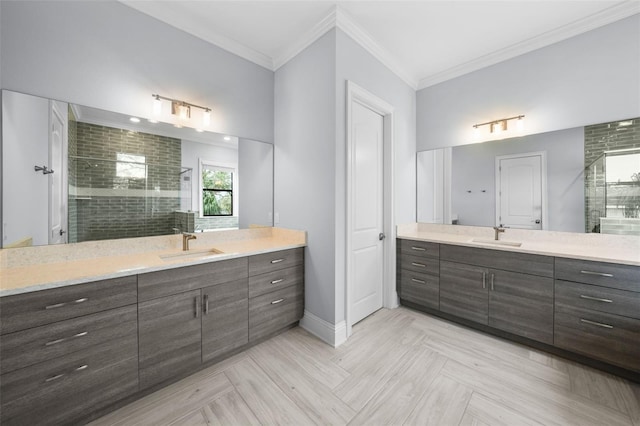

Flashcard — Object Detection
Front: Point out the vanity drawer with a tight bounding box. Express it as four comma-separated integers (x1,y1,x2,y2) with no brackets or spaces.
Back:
555,258,640,292
555,280,640,320
554,304,640,372
249,283,304,342
399,270,439,310
0,304,137,375
0,276,137,335
399,239,439,258
249,264,304,298
248,248,304,277
440,244,554,278
399,254,439,276
138,257,248,301
0,334,138,426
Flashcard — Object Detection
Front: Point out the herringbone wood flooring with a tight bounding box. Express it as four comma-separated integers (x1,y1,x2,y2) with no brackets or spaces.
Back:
90,307,640,425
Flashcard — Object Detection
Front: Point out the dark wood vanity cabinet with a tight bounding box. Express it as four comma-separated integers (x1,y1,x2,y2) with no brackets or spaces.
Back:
248,248,305,342
439,244,554,344
137,257,249,389
397,239,440,310
554,258,640,372
0,277,139,426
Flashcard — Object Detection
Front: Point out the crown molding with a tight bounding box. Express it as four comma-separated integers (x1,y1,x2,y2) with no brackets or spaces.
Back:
121,1,274,70
274,6,419,89
334,8,418,89
273,7,338,70
417,1,640,90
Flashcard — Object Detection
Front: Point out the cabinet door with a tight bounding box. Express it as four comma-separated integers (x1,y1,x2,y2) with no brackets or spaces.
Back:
202,279,248,363
138,289,202,389
440,261,488,324
488,269,554,344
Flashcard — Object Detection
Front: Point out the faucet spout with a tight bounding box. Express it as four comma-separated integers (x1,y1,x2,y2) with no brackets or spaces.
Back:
182,233,197,251
493,226,506,241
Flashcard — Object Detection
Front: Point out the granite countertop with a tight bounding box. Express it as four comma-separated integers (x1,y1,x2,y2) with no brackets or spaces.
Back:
0,227,306,297
397,223,640,267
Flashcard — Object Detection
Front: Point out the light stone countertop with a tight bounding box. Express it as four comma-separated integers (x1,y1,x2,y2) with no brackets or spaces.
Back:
397,223,640,267
0,227,306,297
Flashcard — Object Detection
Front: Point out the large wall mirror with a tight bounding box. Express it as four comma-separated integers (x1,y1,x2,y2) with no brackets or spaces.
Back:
417,117,640,236
2,89,274,248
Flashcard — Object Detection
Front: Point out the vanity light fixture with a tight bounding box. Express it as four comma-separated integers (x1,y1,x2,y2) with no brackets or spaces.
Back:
473,115,525,136
151,94,212,128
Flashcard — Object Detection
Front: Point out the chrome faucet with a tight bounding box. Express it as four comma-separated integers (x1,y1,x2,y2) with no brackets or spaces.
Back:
182,233,197,251
493,226,505,241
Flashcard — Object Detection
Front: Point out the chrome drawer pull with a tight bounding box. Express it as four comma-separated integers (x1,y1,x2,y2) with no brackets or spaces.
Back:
203,294,209,315
411,246,426,251
411,278,426,284
482,272,486,289
411,262,426,268
45,297,89,310
579,295,613,303
271,279,284,284
270,259,284,264
44,364,88,383
45,374,64,383
45,331,89,346
490,273,495,291
580,318,613,329
580,270,613,278
271,298,285,305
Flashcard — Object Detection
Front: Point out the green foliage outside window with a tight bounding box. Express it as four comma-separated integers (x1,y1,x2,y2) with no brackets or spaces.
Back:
202,169,233,216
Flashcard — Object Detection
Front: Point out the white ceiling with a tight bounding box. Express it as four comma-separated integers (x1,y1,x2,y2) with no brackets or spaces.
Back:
122,1,640,89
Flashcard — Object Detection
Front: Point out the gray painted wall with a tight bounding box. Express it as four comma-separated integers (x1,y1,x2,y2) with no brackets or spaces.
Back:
417,14,640,151
274,30,337,323
0,1,274,143
450,127,585,233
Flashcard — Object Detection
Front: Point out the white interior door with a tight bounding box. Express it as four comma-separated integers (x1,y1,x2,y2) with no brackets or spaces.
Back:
349,100,384,325
496,153,543,230
49,101,68,244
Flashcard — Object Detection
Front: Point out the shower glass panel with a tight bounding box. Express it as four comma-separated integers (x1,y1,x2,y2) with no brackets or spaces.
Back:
585,148,640,235
68,156,192,243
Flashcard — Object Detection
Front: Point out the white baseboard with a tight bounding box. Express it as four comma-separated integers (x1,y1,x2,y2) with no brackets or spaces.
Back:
299,310,348,348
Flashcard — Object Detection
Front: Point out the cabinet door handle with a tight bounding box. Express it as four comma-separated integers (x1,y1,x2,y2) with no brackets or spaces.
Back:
411,246,426,251
580,318,613,329
411,262,426,268
580,270,613,278
203,294,209,314
45,297,89,310
411,278,426,284
45,331,89,346
271,279,284,284
490,274,495,291
271,259,284,264
194,296,200,318
482,272,486,289
579,294,613,303
271,298,285,305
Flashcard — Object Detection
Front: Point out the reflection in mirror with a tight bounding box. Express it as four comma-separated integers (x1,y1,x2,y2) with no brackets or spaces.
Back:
417,117,639,235
1,90,274,248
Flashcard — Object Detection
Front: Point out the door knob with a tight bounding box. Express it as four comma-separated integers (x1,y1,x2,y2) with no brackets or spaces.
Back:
379,233,386,240
534,219,541,224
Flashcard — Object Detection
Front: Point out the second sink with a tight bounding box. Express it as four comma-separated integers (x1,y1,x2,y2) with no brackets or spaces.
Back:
159,248,224,261
471,238,522,247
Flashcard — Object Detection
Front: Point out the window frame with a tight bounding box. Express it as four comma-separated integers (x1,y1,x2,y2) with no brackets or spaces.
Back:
198,159,238,218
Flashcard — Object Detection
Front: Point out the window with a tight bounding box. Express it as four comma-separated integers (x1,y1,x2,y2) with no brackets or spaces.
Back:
116,153,146,179
202,165,234,216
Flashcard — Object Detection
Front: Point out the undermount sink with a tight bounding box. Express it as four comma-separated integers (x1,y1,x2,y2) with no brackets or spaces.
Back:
471,238,523,247
159,248,224,261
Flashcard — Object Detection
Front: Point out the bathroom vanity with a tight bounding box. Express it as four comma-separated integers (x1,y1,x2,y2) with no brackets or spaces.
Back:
0,228,305,425
397,224,640,381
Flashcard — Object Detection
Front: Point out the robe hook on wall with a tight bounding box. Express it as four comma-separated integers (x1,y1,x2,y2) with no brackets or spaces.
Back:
34,165,54,174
